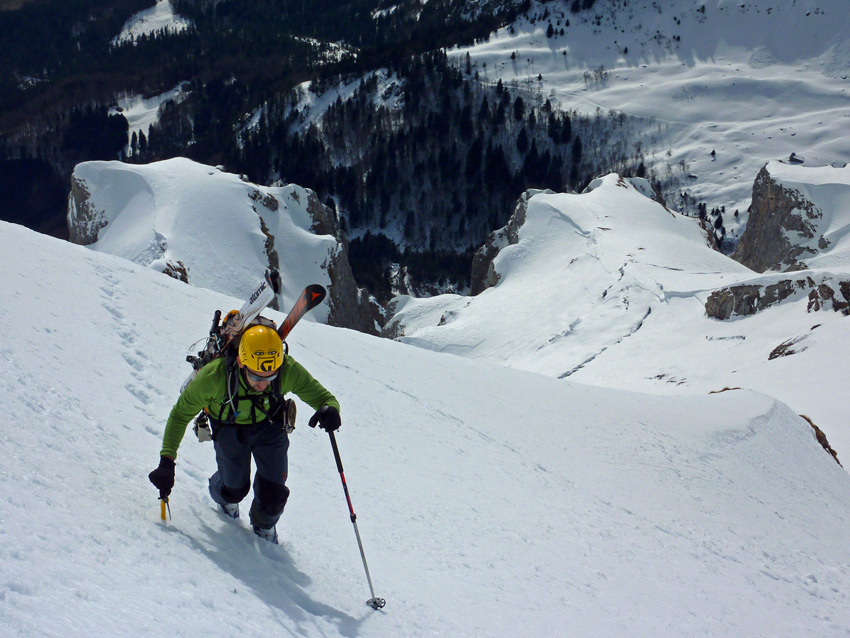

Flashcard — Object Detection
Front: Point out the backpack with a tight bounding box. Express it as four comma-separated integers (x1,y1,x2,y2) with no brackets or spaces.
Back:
185,310,294,441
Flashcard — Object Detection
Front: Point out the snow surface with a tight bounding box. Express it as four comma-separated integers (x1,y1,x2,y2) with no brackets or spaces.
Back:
69,158,338,323
390,168,850,458
69,156,850,463
110,82,191,152
2,220,850,636
111,0,191,46
450,0,850,233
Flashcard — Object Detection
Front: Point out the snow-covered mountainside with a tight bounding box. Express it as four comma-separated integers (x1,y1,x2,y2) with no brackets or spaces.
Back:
67,158,342,323
388,166,850,455
453,0,850,239
2,219,850,636
111,0,191,46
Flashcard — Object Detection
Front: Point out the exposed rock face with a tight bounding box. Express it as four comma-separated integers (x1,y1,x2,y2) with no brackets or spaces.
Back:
162,261,189,284
807,280,850,314
800,415,842,467
470,189,542,295
249,188,279,212
67,160,380,335
325,238,384,335
706,275,850,319
301,190,383,335
732,165,823,272
67,176,107,245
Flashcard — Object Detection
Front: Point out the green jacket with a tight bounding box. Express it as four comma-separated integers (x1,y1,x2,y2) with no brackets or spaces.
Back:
161,354,339,459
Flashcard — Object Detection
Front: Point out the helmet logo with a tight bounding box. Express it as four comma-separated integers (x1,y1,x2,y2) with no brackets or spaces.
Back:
253,349,279,372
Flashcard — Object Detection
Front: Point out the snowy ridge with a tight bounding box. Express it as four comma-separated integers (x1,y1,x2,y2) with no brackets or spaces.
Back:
2,220,850,636
389,171,850,455
69,158,338,322
392,173,744,366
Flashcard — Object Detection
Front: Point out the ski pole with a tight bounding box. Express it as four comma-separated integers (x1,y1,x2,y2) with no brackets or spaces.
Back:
327,431,385,610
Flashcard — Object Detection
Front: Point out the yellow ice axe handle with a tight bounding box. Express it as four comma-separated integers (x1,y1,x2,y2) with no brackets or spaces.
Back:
159,495,171,521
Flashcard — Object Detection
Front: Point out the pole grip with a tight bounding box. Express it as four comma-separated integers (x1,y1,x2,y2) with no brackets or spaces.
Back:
329,431,345,474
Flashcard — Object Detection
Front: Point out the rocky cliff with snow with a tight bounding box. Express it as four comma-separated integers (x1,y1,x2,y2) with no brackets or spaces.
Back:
705,273,850,320
469,189,536,296
733,163,833,272
67,158,378,332
706,162,850,319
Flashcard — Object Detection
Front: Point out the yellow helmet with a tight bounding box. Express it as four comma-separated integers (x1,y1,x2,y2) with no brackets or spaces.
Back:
238,325,284,373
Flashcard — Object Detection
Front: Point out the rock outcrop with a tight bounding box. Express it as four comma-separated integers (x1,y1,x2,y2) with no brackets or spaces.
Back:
470,189,542,295
706,275,850,320
67,176,107,245
300,190,383,335
732,164,823,272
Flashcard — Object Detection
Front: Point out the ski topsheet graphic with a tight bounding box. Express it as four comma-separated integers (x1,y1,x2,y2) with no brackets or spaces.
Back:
279,283,326,340
221,268,283,339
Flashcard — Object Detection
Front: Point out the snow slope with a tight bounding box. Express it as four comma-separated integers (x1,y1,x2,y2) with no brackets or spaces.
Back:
68,158,338,322
110,82,191,153
389,171,850,457
2,221,850,636
452,0,850,235
111,0,191,46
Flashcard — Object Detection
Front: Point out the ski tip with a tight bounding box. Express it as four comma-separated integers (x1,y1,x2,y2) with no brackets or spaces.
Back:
305,284,327,309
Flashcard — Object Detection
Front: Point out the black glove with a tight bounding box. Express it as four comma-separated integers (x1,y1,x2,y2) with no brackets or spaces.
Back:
148,456,175,497
309,405,341,432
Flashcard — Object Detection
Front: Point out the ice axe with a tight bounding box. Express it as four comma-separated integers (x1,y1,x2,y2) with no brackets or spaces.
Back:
159,494,171,521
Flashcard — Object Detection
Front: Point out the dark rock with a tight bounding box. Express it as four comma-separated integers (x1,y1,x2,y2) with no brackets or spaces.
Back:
299,189,383,335
705,285,761,319
707,276,850,319
470,189,539,295
67,176,107,245
799,415,842,467
732,164,822,272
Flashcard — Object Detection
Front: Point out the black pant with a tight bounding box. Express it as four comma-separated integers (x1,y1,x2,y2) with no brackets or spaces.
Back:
208,418,290,529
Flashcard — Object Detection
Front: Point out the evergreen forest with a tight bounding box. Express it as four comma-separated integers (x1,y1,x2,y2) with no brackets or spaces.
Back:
1,0,671,299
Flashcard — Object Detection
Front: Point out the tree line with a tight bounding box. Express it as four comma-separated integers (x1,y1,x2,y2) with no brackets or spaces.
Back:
210,51,657,297
1,0,673,292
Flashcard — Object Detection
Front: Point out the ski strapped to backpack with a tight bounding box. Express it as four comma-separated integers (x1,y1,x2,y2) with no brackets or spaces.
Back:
185,268,283,377
279,284,326,341
183,270,327,441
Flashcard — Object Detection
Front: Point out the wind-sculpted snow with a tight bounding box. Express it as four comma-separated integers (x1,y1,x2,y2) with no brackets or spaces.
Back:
389,173,850,456
392,174,744,374
68,158,337,323
3,219,850,636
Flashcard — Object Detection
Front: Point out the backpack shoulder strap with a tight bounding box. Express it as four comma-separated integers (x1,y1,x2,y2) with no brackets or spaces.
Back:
213,347,240,425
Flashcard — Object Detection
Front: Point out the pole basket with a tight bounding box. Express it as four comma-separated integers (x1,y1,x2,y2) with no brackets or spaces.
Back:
367,597,386,610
